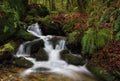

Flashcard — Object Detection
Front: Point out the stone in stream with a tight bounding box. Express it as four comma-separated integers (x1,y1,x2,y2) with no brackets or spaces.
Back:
30,39,44,54
60,50,86,66
29,39,48,61
12,57,33,68
31,48,48,61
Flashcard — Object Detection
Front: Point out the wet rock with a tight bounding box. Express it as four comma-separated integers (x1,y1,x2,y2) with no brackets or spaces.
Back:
60,50,86,65
12,57,33,68
49,36,65,49
30,39,44,53
35,67,50,72
31,48,48,61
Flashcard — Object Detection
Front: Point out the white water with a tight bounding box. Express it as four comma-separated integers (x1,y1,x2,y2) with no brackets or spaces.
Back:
16,23,93,80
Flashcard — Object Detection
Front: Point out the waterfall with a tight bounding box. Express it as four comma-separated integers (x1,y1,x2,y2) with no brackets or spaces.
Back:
16,23,93,79
27,23,42,37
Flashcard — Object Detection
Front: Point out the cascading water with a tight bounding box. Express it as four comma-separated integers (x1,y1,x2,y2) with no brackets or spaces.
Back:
16,23,95,80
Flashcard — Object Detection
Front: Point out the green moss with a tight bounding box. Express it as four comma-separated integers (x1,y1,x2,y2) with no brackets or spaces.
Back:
17,29,36,41
0,43,14,55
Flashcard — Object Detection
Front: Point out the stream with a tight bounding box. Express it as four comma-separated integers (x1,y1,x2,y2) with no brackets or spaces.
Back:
15,23,98,81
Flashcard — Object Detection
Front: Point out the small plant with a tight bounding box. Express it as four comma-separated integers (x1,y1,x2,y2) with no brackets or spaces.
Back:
63,19,75,33
0,43,14,55
68,31,79,43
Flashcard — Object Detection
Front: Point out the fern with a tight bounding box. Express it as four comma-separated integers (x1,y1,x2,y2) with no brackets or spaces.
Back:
96,29,112,48
82,28,96,54
82,28,112,54
68,31,78,43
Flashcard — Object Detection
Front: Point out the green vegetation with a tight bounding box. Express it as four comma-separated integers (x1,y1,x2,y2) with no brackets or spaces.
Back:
0,43,14,55
82,28,112,55
68,31,78,43
0,0,120,81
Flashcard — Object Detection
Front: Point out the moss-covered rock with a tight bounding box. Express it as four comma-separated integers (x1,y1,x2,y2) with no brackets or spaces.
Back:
60,50,85,65
0,41,20,66
16,29,36,41
31,48,48,61
12,57,33,68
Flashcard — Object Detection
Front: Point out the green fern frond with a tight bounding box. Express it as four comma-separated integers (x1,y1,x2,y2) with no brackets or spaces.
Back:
96,29,112,49
82,28,96,54
81,28,112,54
68,31,78,43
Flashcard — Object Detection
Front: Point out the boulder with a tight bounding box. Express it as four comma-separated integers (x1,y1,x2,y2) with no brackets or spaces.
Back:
30,39,44,54
12,57,33,68
60,50,86,66
31,48,48,61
